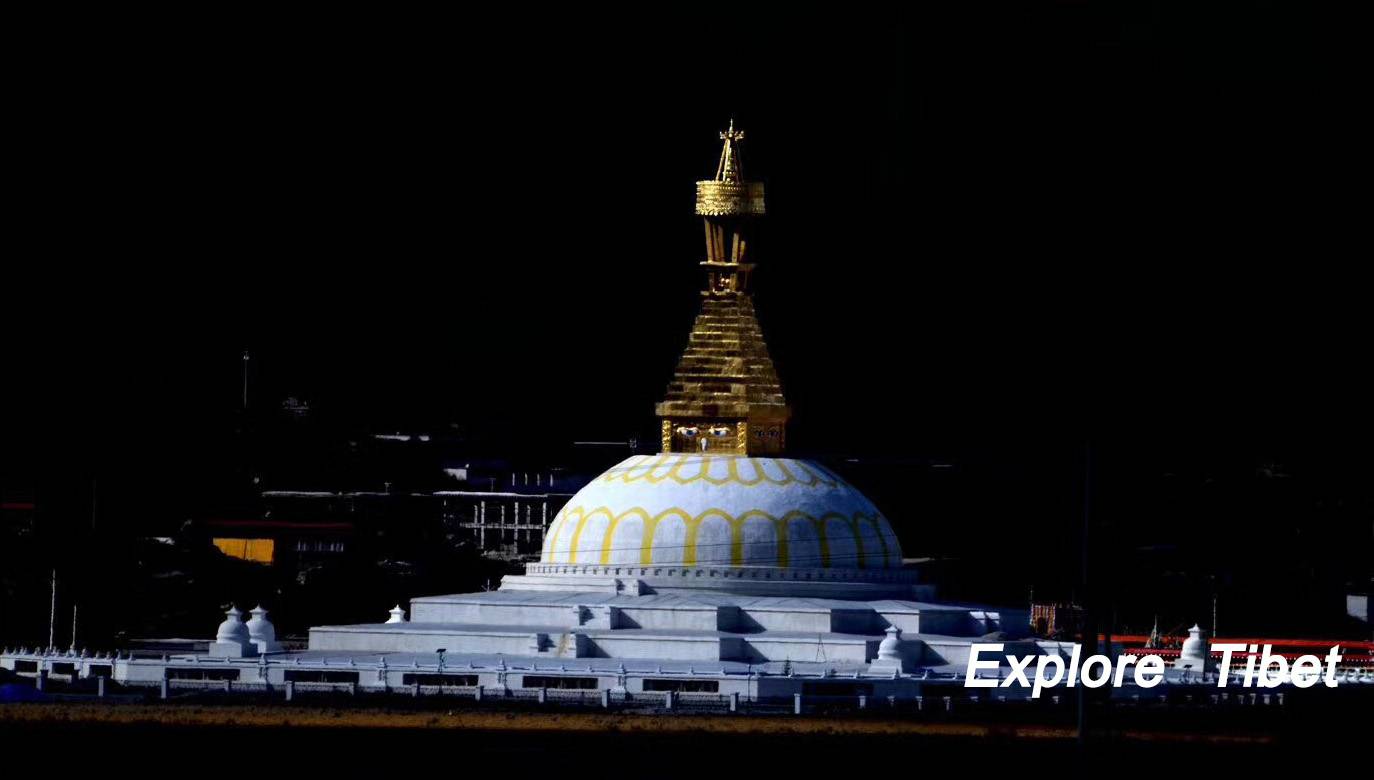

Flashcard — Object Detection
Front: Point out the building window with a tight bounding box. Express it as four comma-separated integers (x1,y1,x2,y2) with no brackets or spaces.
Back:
521,675,597,690
88,664,113,678
642,678,719,693
283,670,359,683
15,660,37,673
294,540,346,554
167,668,241,681
402,673,479,686
50,662,77,676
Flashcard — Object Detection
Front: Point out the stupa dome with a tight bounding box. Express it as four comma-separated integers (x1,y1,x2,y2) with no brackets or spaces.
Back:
246,606,276,643
877,626,903,661
245,605,282,653
540,454,901,570
215,607,249,643
1179,624,1207,658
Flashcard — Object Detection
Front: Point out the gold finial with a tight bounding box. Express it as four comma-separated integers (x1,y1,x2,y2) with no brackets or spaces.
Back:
715,118,745,182
663,121,788,455
697,120,764,217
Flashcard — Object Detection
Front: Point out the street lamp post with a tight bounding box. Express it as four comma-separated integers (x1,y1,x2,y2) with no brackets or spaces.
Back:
241,351,250,411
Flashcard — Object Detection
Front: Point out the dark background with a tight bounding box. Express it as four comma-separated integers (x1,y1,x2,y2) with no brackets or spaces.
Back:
3,4,1368,642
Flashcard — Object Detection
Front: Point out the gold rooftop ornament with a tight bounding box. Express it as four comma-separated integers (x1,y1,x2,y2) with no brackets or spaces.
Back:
657,121,790,456
694,119,766,218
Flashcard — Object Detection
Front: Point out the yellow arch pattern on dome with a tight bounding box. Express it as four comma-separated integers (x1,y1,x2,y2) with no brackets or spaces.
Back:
598,454,840,489
545,505,894,569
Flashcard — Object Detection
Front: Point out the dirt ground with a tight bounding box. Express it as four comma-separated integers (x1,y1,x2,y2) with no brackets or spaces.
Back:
0,701,1269,744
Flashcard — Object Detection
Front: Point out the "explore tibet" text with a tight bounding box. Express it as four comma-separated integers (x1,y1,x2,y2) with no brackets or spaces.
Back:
965,643,1344,698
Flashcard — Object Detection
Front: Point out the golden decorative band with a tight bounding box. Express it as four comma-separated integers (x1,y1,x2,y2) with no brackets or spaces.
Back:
599,454,840,488
543,504,895,569
695,181,765,216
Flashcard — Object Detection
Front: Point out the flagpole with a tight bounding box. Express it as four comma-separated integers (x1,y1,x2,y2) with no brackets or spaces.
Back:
48,569,57,649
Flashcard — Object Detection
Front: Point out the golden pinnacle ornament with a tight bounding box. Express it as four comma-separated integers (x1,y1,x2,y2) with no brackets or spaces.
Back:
656,122,790,455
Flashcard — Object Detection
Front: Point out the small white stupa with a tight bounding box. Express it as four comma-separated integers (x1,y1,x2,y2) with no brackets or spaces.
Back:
208,607,257,658
871,625,905,671
385,604,407,624
1173,624,1213,673
246,606,282,653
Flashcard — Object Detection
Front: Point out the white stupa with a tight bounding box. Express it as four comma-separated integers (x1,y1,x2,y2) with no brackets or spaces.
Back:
209,607,256,658
1174,624,1213,673
305,124,1026,681
0,124,1046,701
246,606,282,653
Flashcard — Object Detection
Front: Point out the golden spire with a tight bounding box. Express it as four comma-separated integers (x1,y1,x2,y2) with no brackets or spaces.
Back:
715,119,745,182
657,122,789,456
695,120,764,218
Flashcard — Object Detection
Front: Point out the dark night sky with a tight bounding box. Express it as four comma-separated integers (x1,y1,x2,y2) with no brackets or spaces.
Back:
3,5,1369,593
